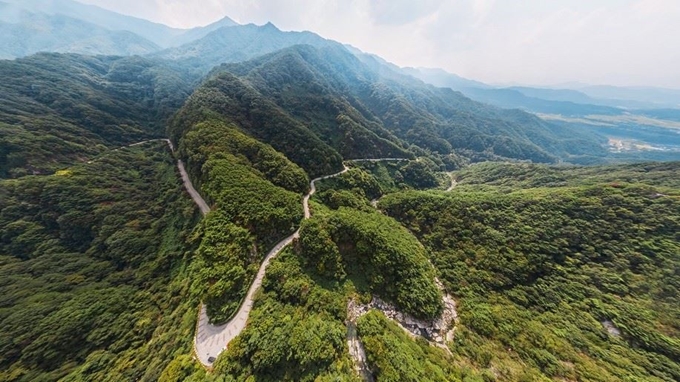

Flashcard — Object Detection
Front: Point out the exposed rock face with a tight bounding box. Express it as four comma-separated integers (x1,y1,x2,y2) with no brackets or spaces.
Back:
602,319,621,337
345,279,458,380
346,300,375,382
350,295,457,345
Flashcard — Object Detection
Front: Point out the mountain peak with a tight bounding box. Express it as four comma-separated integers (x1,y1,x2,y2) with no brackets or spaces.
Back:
210,15,238,28
262,21,279,30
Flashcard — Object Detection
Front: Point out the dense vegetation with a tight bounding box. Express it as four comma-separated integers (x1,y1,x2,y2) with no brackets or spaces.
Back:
357,311,462,382
178,247,446,382
176,118,307,323
312,160,447,217
0,143,199,381
163,160,448,381
298,208,442,320
453,161,680,191
315,167,385,201
170,71,344,178
179,120,309,194
209,249,357,382
3,14,679,381
380,162,680,381
0,53,195,178
216,45,609,165
349,159,446,192
168,43,613,180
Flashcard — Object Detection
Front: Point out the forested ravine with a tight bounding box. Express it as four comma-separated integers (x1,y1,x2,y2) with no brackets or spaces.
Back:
183,157,456,376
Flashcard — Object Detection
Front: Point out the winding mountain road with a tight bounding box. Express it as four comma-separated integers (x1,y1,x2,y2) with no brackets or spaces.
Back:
91,143,450,375
184,156,457,371
177,159,210,216
191,163,350,367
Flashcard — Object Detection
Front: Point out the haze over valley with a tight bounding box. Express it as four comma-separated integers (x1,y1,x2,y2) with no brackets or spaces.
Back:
0,1,678,381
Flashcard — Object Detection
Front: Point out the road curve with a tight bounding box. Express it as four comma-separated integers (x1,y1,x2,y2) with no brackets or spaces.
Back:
193,163,350,367
194,231,298,366
91,144,414,373
304,164,349,218
123,139,211,216
446,172,458,192
177,160,210,216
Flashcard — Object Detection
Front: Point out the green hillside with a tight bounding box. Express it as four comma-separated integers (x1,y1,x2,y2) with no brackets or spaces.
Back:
194,45,609,168
0,53,195,178
0,143,200,381
180,120,308,323
379,162,680,381
0,12,678,382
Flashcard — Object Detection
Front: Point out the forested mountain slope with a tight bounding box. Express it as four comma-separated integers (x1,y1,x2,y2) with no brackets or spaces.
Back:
2,10,678,381
178,120,309,323
171,44,608,175
0,4,160,59
0,142,200,381
452,161,680,190
172,164,448,381
0,0,240,56
379,162,680,381
0,53,196,178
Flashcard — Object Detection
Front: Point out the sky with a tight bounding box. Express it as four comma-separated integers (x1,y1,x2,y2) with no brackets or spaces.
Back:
78,0,680,88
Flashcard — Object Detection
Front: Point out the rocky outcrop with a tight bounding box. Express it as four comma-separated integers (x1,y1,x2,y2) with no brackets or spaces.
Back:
346,300,375,382
345,286,457,381
349,293,457,346
602,319,621,337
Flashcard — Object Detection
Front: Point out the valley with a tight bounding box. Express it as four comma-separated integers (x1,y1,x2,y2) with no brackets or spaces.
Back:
0,1,678,381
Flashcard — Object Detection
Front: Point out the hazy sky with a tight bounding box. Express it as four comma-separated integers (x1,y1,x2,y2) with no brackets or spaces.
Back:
79,0,680,88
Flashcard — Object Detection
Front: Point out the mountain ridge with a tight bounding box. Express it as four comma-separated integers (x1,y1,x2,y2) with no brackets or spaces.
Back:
0,5,679,382
0,0,240,58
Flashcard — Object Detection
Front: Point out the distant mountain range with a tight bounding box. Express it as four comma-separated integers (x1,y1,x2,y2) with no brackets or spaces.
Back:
1,0,678,164
0,0,238,58
0,5,159,58
169,43,611,172
152,22,334,73
2,0,678,114
404,67,680,112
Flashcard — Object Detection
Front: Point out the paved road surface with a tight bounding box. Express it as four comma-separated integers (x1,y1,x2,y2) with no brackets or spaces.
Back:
193,164,350,367
446,172,458,192
194,232,298,366
177,160,210,216
350,158,410,163
304,165,349,218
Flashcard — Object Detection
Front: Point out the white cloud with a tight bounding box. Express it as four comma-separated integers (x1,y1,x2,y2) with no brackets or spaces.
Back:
366,0,443,25
77,0,680,88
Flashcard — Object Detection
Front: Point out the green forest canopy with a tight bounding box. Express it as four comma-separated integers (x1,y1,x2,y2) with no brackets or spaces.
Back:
0,143,199,381
378,161,680,381
1,41,679,382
